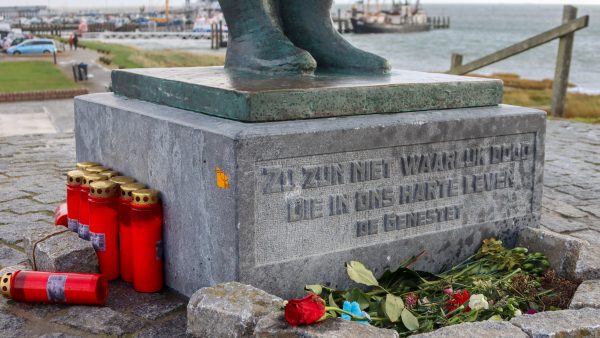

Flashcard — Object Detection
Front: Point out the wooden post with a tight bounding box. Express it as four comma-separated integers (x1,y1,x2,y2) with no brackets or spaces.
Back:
451,53,463,73
551,5,577,117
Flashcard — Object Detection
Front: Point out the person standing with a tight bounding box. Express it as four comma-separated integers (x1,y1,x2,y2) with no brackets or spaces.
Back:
73,34,79,51
68,34,74,51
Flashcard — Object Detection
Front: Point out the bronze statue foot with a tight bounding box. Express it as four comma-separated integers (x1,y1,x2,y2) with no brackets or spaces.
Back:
279,0,391,73
218,0,317,74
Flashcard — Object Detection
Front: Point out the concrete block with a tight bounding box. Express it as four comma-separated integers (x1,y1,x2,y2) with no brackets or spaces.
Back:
570,280,600,309
510,308,600,337
75,93,545,298
23,227,98,273
411,321,527,338
187,282,283,338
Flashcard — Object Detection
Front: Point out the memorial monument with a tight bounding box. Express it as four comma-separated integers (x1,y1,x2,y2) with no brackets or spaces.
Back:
74,1,545,298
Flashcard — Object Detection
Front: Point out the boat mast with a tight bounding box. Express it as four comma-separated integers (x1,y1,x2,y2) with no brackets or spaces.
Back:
413,0,420,15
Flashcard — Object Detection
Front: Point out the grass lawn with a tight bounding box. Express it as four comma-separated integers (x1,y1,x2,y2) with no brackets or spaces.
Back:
0,61,79,93
77,40,225,69
471,73,600,123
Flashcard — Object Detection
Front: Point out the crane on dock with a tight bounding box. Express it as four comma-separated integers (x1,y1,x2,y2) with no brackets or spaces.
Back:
149,0,170,23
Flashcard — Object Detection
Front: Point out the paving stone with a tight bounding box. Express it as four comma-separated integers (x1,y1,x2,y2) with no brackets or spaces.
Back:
35,333,83,338
253,312,400,338
0,245,27,268
569,230,600,246
51,306,145,337
31,192,66,205
0,221,53,246
0,262,31,276
510,308,600,337
570,280,600,309
0,211,53,225
132,299,185,320
577,205,600,218
542,198,589,218
517,227,586,279
187,282,284,338
0,190,30,203
0,198,56,214
540,213,588,233
23,227,98,273
0,306,28,338
411,321,527,338
134,313,188,338
555,185,599,201
104,279,165,312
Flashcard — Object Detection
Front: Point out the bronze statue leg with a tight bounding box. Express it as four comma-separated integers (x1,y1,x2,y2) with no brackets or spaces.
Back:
279,0,390,73
218,0,317,74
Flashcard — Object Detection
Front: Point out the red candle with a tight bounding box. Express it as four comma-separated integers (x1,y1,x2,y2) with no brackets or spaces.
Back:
78,173,107,241
89,180,120,281
66,170,84,232
1,270,108,305
131,189,163,293
116,181,145,283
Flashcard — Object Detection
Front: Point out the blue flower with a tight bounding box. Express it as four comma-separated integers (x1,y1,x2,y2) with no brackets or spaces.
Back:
341,301,369,325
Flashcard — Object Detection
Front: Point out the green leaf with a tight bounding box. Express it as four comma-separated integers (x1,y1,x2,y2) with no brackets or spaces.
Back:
346,261,379,287
328,293,339,309
401,308,419,331
305,284,323,295
384,294,404,323
344,289,371,310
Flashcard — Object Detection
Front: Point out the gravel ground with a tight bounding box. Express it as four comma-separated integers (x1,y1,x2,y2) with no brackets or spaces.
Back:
0,119,598,337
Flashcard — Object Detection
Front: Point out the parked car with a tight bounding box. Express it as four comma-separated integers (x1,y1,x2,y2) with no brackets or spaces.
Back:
7,39,57,55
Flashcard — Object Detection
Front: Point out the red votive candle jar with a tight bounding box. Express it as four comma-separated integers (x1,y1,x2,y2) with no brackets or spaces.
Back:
66,170,84,232
1,270,108,305
131,189,163,293
89,180,120,281
76,161,100,171
79,173,107,241
116,181,145,283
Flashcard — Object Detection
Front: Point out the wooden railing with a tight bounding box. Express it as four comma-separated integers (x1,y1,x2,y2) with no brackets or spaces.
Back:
447,5,589,117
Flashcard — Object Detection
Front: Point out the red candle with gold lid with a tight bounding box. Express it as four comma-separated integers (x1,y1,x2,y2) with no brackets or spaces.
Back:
89,180,120,281
1,270,108,305
66,170,85,232
79,173,106,240
117,182,145,283
131,189,163,292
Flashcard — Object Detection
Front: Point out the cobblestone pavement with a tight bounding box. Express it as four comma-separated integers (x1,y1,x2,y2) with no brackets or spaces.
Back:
0,119,598,337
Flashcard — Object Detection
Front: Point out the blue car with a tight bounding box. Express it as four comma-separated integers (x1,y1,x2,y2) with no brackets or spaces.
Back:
7,39,57,55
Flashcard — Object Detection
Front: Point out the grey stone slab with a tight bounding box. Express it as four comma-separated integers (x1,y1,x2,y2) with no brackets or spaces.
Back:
540,213,588,233
253,312,399,338
0,198,55,214
575,246,600,280
51,306,145,337
517,227,586,279
23,227,98,273
411,321,527,338
134,313,188,338
103,280,164,312
187,282,283,338
570,280,600,309
0,307,27,338
0,221,53,246
111,67,503,122
75,93,545,298
510,308,600,337
578,205,600,218
570,230,600,246
542,198,588,218
132,299,185,320
0,245,27,268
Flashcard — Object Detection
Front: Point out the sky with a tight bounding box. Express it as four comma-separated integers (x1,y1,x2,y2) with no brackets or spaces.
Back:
2,0,600,8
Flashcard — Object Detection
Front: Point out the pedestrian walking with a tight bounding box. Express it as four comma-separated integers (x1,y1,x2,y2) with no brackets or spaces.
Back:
73,34,79,51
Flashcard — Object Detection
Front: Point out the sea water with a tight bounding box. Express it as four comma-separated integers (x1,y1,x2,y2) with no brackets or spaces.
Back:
101,4,600,92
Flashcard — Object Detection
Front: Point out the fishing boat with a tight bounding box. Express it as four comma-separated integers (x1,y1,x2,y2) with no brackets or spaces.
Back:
350,0,431,34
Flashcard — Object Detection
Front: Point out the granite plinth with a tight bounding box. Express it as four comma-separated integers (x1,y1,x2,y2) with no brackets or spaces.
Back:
111,67,503,122
75,93,545,298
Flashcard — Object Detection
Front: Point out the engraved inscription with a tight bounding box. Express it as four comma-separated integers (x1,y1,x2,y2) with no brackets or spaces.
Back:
254,134,536,266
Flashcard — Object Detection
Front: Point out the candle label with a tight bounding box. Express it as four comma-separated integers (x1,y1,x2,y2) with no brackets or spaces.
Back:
90,232,106,252
46,275,67,303
67,218,79,232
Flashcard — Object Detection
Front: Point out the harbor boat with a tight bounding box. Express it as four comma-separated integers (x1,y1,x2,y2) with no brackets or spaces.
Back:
350,0,431,34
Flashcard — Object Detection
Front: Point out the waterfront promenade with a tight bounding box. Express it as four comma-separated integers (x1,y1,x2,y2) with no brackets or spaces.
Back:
0,118,598,336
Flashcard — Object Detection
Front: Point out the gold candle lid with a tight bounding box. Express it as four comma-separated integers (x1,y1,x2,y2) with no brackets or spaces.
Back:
99,170,120,179
76,162,100,170
1,272,13,298
110,176,136,186
82,173,107,187
90,180,118,198
120,183,146,200
67,170,85,186
85,166,109,174
132,189,160,205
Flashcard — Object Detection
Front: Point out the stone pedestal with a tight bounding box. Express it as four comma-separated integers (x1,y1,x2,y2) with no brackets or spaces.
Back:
75,87,545,297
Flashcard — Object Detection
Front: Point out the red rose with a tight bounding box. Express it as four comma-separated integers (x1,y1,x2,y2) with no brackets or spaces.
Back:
445,289,471,313
284,294,326,326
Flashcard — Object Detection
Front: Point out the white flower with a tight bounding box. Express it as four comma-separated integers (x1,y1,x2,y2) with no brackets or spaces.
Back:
468,294,489,311
513,309,522,317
